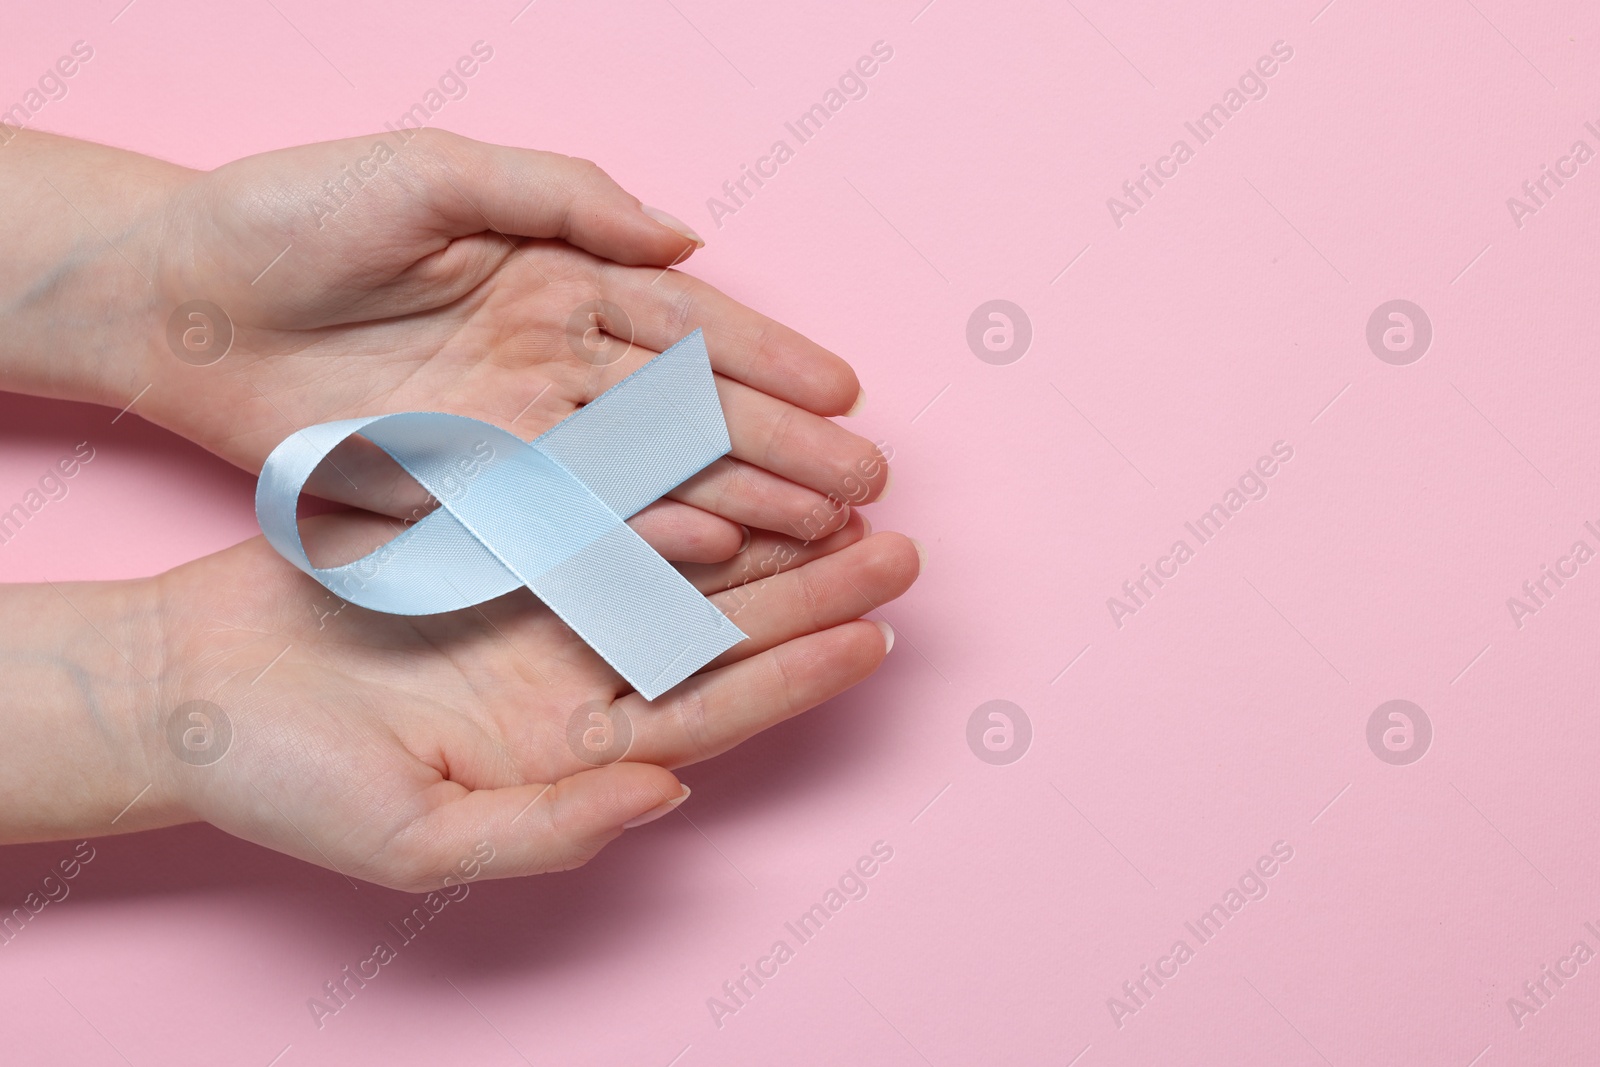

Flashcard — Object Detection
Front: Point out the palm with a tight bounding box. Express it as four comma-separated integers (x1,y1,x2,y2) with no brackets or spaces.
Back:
162,534,609,885
154,511,918,890
144,131,883,545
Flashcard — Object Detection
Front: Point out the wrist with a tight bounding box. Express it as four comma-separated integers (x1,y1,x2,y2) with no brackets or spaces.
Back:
0,576,192,843
0,129,196,411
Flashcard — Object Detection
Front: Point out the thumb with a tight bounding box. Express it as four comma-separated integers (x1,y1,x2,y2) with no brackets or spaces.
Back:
381,762,690,890
418,129,704,265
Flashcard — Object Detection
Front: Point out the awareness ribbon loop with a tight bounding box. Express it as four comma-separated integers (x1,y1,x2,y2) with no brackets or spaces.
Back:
255,329,747,700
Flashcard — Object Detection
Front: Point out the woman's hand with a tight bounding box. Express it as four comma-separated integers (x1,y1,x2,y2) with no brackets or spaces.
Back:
0,129,919,888
129,129,885,550
2,514,920,888
0,128,885,550
114,516,919,890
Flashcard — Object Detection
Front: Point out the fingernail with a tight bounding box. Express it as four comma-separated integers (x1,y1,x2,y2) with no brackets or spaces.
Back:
845,387,867,417
624,785,691,829
909,537,927,574
860,516,873,537
642,205,705,248
737,525,752,554
877,470,894,502
875,620,895,654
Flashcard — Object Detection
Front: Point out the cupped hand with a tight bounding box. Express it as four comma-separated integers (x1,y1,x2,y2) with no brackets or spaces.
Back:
141,129,886,558
145,513,920,891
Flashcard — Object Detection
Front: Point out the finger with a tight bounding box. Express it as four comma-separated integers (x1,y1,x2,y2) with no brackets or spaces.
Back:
535,331,874,537
554,330,886,507
378,763,686,890
421,131,703,267
666,456,853,542
704,532,921,669
678,511,869,594
623,620,893,769
598,260,862,416
717,377,890,504
628,499,745,564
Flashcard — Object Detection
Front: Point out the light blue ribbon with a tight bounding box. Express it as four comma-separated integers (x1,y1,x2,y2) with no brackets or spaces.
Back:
256,329,747,700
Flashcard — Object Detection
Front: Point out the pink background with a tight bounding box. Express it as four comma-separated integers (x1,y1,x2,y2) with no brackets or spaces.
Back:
4,0,1600,1063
